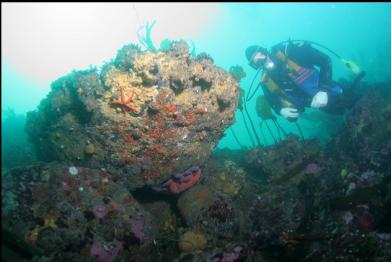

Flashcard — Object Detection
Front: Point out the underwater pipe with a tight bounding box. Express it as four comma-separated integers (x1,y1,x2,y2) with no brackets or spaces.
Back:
295,121,305,140
240,110,256,148
230,128,245,149
243,102,262,147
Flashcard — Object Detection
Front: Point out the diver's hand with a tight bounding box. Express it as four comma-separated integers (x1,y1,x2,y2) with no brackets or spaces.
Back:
280,107,299,120
311,91,328,108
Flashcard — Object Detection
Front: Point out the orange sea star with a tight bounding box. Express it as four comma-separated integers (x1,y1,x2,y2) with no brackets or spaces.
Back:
111,87,139,114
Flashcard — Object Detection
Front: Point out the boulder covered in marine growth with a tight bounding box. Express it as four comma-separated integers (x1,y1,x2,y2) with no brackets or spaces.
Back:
26,41,239,190
1,163,156,261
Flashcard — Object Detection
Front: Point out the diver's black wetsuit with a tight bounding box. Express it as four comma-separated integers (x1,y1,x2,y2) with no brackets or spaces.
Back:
264,41,344,114
278,42,332,85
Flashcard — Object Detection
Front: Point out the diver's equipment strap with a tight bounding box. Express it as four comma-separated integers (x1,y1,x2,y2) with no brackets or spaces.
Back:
274,49,320,96
261,72,295,108
275,50,301,72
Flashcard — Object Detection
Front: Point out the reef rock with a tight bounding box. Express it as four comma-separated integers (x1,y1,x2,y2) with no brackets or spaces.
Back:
25,40,239,190
246,135,322,181
2,163,156,261
326,91,391,173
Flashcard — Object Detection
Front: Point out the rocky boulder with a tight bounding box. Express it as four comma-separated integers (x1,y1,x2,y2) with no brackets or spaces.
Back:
26,41,239,190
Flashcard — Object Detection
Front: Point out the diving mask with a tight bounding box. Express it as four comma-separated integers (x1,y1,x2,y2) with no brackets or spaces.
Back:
249,51,275,70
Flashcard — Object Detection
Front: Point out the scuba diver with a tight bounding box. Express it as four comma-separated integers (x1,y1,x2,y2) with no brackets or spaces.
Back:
245,40,365,121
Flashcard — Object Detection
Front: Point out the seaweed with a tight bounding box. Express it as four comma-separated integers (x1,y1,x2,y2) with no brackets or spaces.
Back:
137,20,157,51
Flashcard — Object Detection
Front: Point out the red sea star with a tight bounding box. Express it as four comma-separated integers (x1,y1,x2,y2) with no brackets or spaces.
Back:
112,87,139,114
153,166,201,194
